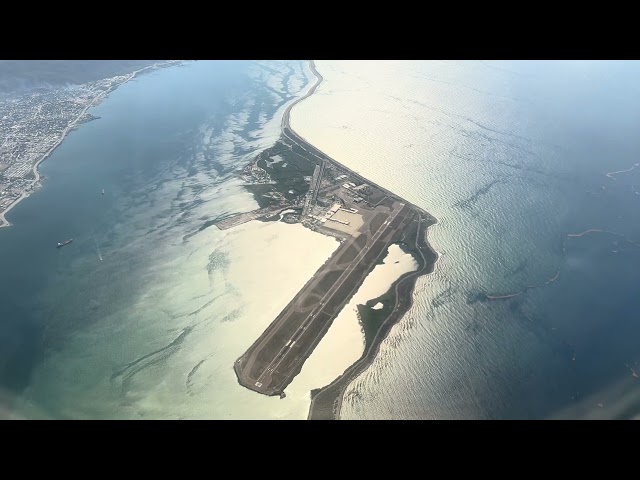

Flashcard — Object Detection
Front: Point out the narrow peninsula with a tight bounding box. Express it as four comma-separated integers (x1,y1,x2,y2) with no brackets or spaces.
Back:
223,60,438,419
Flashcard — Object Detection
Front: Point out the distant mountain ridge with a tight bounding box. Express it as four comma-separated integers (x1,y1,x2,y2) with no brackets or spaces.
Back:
0,60,163,93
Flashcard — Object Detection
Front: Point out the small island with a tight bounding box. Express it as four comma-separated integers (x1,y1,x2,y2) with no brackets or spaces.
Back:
220,61,438,420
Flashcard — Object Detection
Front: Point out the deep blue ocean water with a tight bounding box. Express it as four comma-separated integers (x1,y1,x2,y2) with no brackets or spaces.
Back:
0,60,300,417
290,60,640,419
2,60,640,419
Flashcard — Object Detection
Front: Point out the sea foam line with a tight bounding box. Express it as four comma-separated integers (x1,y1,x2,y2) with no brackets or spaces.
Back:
485,229,640,300
606,162,640,179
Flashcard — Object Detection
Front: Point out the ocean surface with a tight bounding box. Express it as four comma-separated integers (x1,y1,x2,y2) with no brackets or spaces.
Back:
0,60,374,419
2,60,640,419
291,60,640,419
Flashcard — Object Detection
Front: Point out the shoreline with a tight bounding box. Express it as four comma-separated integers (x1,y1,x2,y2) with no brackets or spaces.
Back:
280,60,324,133
282,61,440,419
283,62,433,219
307,215,438,420
0,61,181,229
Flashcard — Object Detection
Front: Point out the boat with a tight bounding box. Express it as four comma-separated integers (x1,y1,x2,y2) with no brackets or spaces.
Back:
57,239,73,248
101,189,105,195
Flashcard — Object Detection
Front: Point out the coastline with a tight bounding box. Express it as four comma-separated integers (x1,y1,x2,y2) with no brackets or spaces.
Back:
280,60,324,133
307,215,438,420
0,61,181,229
283,61,440,419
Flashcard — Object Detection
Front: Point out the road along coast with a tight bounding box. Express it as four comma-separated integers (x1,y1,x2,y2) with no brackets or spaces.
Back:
231,60,439,419
0,61,182,228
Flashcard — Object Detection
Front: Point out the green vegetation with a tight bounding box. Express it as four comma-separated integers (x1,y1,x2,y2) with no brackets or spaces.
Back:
244,184,280,209
261,141,316,193
358,290,397,351
247,141,317,208
357,242,427,351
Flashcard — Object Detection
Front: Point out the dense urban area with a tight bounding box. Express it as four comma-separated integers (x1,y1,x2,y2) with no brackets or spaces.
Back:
0,61,181,227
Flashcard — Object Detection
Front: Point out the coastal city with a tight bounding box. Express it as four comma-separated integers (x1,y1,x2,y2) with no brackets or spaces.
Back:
0,61,181,227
